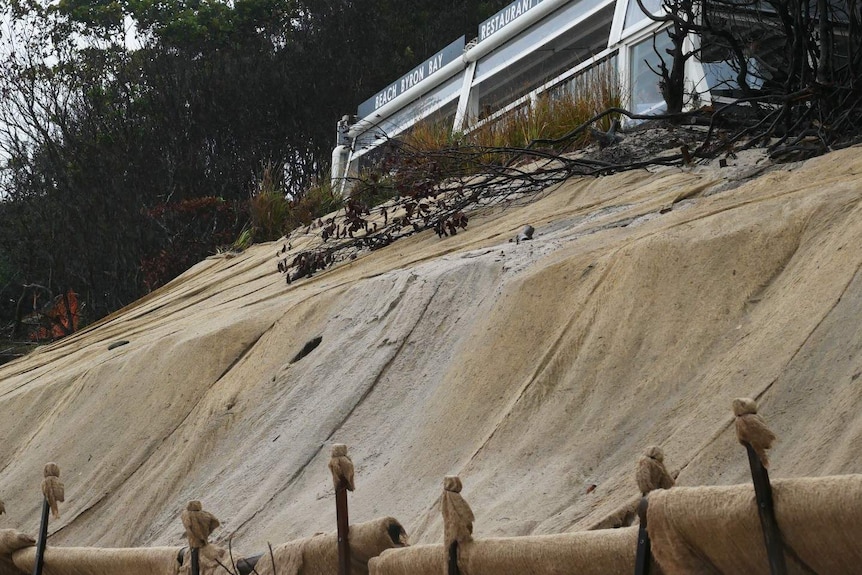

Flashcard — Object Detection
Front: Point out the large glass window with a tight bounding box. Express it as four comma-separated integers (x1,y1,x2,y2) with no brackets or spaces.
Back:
630,30,672,114
624,0,662,29
381,74,463,136
355,72,463,149
698,3,787,96
474,0,613,84
473,2,615,117
548,53,618,102
352,96,459,162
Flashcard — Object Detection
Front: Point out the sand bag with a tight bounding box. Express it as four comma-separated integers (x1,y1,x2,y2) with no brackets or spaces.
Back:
368,544,441,575
12,546,184,575
0,530,34,575
178,544,233,575
647,474,862,574
253,516,407,575
370,528,650,575
458,527,644,575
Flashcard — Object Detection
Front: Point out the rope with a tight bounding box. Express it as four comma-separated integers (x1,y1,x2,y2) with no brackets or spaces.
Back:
41,462,64,519
328,444,355,491
636,446,675,495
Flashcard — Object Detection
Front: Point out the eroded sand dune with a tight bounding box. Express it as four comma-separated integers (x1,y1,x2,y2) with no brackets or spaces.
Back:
1,147,861,554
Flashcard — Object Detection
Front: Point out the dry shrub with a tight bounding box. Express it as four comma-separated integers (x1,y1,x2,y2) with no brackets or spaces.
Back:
391,57,621,173
472,57,621,151
248,163,343,243
401,118,459,151
285,179,343,228
248,163,292,242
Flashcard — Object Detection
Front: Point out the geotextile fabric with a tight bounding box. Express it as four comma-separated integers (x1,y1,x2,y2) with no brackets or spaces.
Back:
252,517,406,575
180,501,220,549
0,530,34,575
647,474,862,574
441,476,473,552
5,147,862,549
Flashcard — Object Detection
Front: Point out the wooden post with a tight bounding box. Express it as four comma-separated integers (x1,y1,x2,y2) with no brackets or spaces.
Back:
336,485,351,575
633,497,651,575
743,442,787,575
329,444,355,575
31,497,49,575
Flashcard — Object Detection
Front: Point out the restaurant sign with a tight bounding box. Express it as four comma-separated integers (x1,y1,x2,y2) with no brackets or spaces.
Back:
479,0,545,42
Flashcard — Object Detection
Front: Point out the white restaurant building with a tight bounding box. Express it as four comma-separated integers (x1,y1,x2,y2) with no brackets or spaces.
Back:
331,0,747,187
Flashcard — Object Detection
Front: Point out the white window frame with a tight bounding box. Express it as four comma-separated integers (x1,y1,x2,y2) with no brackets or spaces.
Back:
466,46,619,133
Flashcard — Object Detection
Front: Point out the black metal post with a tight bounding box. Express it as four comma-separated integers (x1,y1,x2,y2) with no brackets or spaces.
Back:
190,546,200,575
633,497,651,575
743,442,787,575
32,497,49,575
448,541,460,575
336,485,351,575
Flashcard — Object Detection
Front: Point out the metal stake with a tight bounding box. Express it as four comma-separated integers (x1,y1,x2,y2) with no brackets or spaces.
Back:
236,554,262,575
32,497,49,575
448,541,460,575
190,546,200,575
336,484,351,575
743,442,787,575
633,497,651,575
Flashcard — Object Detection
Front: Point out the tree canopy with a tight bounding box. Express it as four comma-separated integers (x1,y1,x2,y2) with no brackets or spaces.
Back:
0,0,511,334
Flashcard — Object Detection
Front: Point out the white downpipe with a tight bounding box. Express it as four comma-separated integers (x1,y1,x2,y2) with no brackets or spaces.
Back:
338,148,358,198
330,144,350,194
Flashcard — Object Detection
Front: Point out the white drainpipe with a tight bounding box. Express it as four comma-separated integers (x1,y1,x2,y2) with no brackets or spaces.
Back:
331,116,353,195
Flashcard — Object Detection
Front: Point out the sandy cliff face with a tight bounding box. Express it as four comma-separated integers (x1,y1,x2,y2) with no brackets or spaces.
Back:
1,147,861,556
